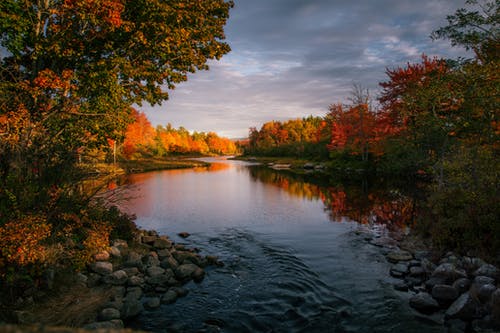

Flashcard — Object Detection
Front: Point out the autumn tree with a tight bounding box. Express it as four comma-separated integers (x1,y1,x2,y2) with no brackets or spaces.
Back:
0,0,233,273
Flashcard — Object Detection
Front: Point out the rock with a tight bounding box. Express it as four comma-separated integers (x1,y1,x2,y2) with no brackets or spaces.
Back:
123,252,144,271
425,276,449,290
409,292,440,314
175,264,199,280
143,253,161,267
126,287,143,300
154,238,172,249
420,258,436,275
84,319,124,329
147,271,173,286
193,267,205,283
104,270,128,285
206,255,224,267
462,257,485,273
446,292,481,320
452,278,471,295
432,284,459,305
474,264,499,279
110,286,126,300
405,276,424,288
173,251,203,266
394,282,409,292
147,266,166,277
121,298,144,319
303,163,315,169
161,256,179,270
75,272,88,286
386,250,413,263
142,235,157,244
477,284,496,304
409,266,426,278
157,249,171,259
473,275,495,288
178,232,190,238
144,297,161,310
89,261,113,275
99,308,121,321
128,275,145,287
86,273,102,287
105,299,124,311
122,267,140,276
431,263,467,284
162,290,178,304
170,287,189,298
390,263,408,278
113,239,128,249
109,246,121,258
94,250,110,261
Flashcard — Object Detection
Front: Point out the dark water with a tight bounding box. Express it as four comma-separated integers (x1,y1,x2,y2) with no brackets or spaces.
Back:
117,157,444,333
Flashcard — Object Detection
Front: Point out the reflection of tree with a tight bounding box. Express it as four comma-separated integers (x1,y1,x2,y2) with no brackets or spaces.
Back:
249,166,416,229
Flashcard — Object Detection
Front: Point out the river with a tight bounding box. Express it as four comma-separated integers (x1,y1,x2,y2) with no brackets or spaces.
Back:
116,157,445,333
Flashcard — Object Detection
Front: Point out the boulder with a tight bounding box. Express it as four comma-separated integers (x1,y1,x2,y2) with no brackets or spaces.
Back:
161,290,178,304
431,263,467,284
121,298,144,319
128,275,145,287
409,292,440,314
142,235,157,244
178,232,190,238
477,284,496,304
154,238,172,249
175,264,200,280
104,270,128,285
109,246,121,258
452,278,471,295
386,250,413,263
126,287,143,300
409,266,425,278
99,308,121,321
94,251,110,261
122,267,140,277
446,292,481,320
147,266,166,277
432,284,459,305
170,287,189,298
144,297,161,310
89,261,113,275
161,256,179,270
157,249,171,259
473,264,499,279
390,263,408,278
143,253,161,267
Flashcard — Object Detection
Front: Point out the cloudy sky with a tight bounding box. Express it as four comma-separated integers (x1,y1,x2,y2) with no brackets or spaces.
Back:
143,0,471,138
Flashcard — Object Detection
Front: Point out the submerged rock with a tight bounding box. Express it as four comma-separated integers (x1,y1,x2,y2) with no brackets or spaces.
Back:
409,292,440,314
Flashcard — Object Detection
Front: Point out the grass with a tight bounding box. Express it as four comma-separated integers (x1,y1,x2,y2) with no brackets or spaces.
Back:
118,157,209,173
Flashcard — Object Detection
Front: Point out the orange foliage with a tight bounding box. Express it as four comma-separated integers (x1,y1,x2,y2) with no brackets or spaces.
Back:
122,109,156,158
0,215,52,268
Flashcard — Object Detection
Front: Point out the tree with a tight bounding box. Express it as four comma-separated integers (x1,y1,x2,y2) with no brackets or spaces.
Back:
431,0,499,63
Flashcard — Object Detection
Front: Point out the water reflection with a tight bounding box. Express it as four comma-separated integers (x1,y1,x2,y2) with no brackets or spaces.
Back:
248,166,418,231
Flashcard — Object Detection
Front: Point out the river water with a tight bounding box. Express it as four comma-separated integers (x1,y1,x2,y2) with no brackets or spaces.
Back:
117,157,445,333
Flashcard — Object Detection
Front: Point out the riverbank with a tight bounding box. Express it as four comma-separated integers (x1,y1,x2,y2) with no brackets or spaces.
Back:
1,229,223,331
357,227,500,332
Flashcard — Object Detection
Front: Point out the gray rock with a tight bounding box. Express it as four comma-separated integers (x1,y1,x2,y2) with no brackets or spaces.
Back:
128,275,144,287
394,282,409,292
431,263,467,284
143,253,161,267
110,286,126,300
420,258,436,274
173,251,202,266
113,239,128,248
122,267,140,276
425,276,449,290
386,250,413,263
105,299,123,311
446,292,481,320
121,298,144,319
154,238,172,249
75,273,88,285
162,290,178,304
126,287,143,300
147,273,171,286
432,284,459,304
99,308,121,321
390,263,408,278
170,287,189,298
161,256,179,270
175,263,199,280
450,278,470,295
473,275,495,287
462,257,485,273
474,264,499,279
86,272,102,287
84,319,124,329
178,232,190,238
147,266,166,277
142,235,157,244
89,261,113,275
104,270,128,285
477,284,496,304
109,246,121,258
205,255,224,267
409,266,425,277
409,292,440,314
193,267,205,283
123,252,144,271
144,297,161,310
157,249,171,259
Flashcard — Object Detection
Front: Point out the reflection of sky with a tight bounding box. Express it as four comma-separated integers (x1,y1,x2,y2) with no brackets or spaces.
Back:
143,0,472,138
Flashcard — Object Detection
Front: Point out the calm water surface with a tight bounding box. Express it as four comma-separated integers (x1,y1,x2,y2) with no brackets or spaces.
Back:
118,157,444,333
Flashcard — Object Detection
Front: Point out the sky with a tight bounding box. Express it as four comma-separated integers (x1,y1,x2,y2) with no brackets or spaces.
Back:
143,0,471,139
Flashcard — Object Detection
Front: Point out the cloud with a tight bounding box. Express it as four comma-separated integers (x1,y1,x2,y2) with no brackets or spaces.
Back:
144,0,471,138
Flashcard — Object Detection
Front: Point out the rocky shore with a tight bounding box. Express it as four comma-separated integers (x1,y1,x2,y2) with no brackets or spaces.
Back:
363,229,500,332
5,229,223,331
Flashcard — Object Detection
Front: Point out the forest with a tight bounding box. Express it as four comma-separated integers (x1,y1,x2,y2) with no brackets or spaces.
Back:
244,2,499,258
